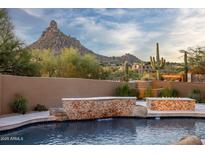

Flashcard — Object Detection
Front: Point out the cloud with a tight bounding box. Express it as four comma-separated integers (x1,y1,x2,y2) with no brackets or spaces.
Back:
93,8,128,17
161,9,205,61
67,16,144,57
8,8,205,62
20,8,45,18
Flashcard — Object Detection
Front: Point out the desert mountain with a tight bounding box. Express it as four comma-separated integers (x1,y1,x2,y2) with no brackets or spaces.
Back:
28,20,142,64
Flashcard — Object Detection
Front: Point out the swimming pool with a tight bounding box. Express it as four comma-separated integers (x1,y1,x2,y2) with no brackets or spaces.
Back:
1,118,205,145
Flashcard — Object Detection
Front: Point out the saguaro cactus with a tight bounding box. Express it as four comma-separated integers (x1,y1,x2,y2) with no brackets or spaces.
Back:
124,61,129,81
150,43,166,80
179,50,188,82
184,51,188,82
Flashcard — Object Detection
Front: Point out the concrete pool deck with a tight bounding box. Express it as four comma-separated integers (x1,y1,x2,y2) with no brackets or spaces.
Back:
1,101,205,132
0,111,55,131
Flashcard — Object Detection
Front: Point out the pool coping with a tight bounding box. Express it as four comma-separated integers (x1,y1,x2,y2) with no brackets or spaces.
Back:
146,97,195,101
62,96,136,101
1,102,205,132
0,111,56,132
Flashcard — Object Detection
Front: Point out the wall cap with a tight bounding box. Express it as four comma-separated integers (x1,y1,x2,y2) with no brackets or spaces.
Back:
62,97,136,101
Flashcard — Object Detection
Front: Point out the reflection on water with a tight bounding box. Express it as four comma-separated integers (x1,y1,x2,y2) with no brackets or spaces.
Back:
1,118,205,145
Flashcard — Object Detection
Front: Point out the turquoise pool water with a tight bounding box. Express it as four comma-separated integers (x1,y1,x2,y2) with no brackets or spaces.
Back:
0,118,205,145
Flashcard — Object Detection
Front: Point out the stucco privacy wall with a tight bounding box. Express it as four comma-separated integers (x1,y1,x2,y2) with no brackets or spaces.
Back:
0,75,2,114
0,75,124,115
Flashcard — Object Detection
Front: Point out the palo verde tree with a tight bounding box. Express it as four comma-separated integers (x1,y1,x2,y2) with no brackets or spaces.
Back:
0,9,39,76
186,47,205,74
150,43,166,80
31,47,106,79
31,49,57,77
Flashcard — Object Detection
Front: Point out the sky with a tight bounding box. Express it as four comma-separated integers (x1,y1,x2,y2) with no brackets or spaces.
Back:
8,8,205,62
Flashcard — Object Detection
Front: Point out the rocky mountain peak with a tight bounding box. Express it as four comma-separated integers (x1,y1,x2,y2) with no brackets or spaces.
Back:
29,20,90,54
50,20,58,29
41,20,59,38
28,20,142,64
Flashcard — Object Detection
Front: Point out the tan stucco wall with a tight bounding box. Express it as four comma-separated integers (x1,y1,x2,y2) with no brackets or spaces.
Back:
0,75,124,115
3,75,205,115
0,75,2,114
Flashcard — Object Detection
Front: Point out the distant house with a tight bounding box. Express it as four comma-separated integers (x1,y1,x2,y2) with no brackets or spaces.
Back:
131,63,153,72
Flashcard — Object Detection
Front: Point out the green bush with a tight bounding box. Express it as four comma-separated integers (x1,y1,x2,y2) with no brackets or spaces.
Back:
115,84,139,97
11,95,27,114
130,88,139,97
115,84,129,96
189,89,201,103
144,86,153,97
34,104,48,111
159,88,178,97
141,73,155,81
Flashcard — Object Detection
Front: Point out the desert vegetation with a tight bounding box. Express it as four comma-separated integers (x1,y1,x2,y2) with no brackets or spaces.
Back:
10,95,28,114
34,104,48,111
187,47,205,74
115,84,139,97
0,9,39,76
31,48,105,79
0,9,107,79
189,89,201,103
1,8,205,82
159,88,178,97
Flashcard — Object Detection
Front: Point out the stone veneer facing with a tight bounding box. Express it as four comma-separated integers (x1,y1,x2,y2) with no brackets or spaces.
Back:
62,97,147,120
146,97,196,111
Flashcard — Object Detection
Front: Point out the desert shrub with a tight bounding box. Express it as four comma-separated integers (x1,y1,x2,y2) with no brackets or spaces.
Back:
189,89,201,103
141,73,155,81
159,88,178,97
144,86,153,97
115,84,130,96
115,84,139,97
11,95,27,114
130,89,139,97
34,104,48,111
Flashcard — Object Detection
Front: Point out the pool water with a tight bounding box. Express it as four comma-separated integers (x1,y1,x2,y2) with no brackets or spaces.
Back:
1,118,205,145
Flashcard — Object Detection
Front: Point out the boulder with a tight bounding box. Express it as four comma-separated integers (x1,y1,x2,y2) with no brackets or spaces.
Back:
176,135,203,145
